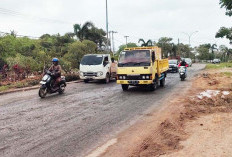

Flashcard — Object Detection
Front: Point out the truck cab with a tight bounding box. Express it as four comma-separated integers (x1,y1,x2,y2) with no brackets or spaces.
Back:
79,54,112,83
117,47,169,91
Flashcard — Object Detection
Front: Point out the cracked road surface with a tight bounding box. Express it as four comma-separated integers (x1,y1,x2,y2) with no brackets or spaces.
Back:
0,64,205,157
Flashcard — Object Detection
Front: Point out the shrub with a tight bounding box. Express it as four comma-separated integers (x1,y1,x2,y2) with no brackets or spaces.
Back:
64,73,80,82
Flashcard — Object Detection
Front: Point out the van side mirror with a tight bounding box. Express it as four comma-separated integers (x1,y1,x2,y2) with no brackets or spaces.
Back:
152,52,155,62
103,61,108,67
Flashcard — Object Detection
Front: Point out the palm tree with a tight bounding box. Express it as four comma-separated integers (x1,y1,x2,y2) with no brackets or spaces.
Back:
73,21,94,41
138,39,153,47
211,44,218,54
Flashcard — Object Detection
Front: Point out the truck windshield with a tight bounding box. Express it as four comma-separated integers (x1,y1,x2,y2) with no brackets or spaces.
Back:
118,50,150,67
80,55,103,65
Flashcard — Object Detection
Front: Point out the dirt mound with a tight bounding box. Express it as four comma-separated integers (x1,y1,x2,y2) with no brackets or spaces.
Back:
194,72,232,91
130,119,186,157
130,89,232,157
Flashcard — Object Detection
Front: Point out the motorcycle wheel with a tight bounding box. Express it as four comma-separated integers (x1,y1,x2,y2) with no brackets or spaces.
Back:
181,77,185,81
58,84,66,94
39,88,47,98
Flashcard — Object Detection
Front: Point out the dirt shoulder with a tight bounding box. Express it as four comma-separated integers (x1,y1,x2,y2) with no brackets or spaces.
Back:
101,68,232,157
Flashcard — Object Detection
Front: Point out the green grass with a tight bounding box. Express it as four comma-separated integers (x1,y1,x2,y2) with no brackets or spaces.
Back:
0,80,39,93
0,86,9,92
205,62,232,69
221,72,232,77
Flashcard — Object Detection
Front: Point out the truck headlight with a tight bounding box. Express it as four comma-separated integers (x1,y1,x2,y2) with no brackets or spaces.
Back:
80,71,84,76
123,76,126,80
146,75,150,79
119,76,123,80
142,76,146,79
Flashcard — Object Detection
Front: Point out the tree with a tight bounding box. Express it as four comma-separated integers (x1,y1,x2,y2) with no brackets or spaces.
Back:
73,21,94,41
138,39,153,47
86,27,107,50
216,27,232,44
210,44,218,59
218,45,232,61
10,30,17,38
116,43,138,55
177,44,192,58
196,44,214,60
64,40,97,69
220,0,232,16
156,37,173,58
216,1,232,44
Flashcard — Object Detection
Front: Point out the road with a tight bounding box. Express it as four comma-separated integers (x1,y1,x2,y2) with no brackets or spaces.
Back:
0,64,205,157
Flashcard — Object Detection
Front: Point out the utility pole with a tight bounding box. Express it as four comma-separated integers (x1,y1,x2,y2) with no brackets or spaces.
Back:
178,38,180,57
109,31,112,52
111,31,117,54
106,0,109,53
124,36,129,47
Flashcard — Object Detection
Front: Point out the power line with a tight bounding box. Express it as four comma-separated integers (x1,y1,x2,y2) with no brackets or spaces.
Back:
0,7,72,24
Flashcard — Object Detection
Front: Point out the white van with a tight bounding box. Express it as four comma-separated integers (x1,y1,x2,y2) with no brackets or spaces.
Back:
79,54,114,83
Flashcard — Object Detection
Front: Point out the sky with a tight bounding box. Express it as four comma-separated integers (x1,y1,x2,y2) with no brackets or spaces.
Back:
0,0,231,50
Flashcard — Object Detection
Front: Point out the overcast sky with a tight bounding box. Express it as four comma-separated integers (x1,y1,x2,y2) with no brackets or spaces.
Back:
0,0,231,49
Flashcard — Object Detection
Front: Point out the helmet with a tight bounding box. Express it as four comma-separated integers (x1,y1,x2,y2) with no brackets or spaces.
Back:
52,58,59,62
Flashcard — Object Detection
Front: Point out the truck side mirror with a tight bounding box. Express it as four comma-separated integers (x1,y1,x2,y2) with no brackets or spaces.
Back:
152,51,155,62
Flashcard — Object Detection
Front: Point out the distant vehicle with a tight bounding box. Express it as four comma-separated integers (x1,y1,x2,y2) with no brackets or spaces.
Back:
117,46,169,91
79,54,117,83
213,59,220,64
168,60,178,73
184,58,192,67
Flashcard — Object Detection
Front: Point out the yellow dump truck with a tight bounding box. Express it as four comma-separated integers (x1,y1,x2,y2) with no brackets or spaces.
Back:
117,47,169,91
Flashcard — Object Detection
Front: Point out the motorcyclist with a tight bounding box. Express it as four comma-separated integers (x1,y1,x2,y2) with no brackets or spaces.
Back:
178,59,188,67
48,58,62,89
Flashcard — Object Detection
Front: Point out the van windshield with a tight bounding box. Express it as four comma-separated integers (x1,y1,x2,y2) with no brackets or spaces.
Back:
118,50,150,67
80,55,103,65
169,60,178,64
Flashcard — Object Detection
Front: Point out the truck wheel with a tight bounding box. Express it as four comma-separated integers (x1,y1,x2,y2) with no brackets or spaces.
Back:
84,80,89,83
149,78,158,91
122,84,129,91
160,77,165,87
104,73,110,84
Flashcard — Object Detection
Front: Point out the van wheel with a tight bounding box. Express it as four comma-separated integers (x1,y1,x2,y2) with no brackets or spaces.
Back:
160,77,165,87
104,73,110,84
122,84,129,91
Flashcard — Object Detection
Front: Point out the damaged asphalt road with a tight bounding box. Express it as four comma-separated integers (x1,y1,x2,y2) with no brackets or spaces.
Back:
0,64,205,157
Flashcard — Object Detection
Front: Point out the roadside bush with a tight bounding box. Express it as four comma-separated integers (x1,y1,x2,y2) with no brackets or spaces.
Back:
27,79,40,86
64,73,80,82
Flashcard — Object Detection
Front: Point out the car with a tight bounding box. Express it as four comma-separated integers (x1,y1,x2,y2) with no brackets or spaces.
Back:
168,60,178,73
185,58,192,67
213,59,220,64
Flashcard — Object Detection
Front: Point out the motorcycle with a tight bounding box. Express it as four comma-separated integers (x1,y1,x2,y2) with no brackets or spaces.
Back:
39,71,66,98
179,66,187,81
